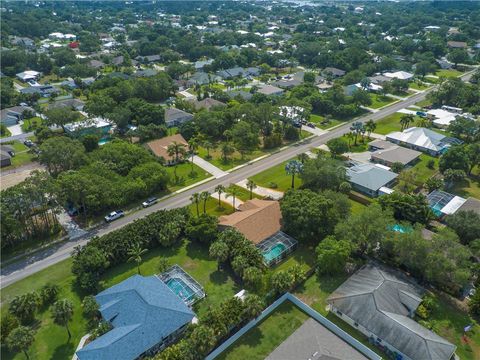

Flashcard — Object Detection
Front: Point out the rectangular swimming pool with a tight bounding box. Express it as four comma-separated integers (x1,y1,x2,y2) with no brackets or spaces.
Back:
166,277,195,302
262,243,287,263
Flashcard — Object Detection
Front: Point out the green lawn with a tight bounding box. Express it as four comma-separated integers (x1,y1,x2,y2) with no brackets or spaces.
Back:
409,81,431,91
1,239,240,360
2,141,37,169
310,114,344,129
1,127,12,138
409,154,439,185
421,292,480,360
188,197,234,217
415,98,434,108
450,168,480,199
21,117,43,132
225,184,263,202
374,113,404,135
216,300,310,360
197,145,269,171
249,159,300,192
435,69,463,78
345,136,373,153
349,198,367,215
166,161,212,191
369,94,397,109
269,242,317,274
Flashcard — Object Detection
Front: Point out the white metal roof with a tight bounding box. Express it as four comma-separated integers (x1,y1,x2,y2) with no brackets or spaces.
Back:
441,196,467,215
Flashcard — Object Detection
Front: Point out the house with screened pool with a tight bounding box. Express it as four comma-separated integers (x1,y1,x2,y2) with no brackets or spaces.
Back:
218,199,298,266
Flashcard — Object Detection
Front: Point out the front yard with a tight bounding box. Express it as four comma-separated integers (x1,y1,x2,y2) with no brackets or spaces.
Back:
369,94,397,109
166,161,212,191
2,141,37,169
309,114,344,129
435,69,463,78
249,159,301,192
197,145,269,171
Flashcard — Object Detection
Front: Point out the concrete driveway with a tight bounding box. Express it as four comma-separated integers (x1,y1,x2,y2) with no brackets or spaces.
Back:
192,156,228,179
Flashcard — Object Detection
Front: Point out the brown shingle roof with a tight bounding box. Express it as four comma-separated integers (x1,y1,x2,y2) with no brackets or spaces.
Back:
146,134,187,161
189,97,226,111
218,199,282,244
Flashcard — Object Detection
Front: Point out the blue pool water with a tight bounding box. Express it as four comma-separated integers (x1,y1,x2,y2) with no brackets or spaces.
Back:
263,243,287,262
98,137,111,145
431,204,443,217
166,278,194,301
390,224,412,233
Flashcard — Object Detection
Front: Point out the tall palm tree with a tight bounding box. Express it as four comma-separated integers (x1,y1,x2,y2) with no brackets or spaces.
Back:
203,140,214,159
127,244,147,274
400,114,414,131
285,160,304,189
226,185,239,211
365,119,376,138
246,180,257,199
6,326,35,360
297,153,309,164
190,193,201,216
214,184,225,207
350,121,364,146
345,132,354,147
188,137,198,174
167,141,187,164
52,299,74,341
220,142,235,163
200,191,210,214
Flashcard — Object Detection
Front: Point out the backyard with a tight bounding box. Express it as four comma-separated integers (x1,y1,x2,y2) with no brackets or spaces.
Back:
450,168,480,199
1,239,240,360
409,154,440,185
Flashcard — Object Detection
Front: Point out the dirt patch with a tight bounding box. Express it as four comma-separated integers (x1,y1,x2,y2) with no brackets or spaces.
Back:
1,164,45,190
182,259,198,270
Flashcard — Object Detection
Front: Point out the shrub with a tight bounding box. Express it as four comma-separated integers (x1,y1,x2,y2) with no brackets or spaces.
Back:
40,283,59,306
427,159,435,169
268,182,278,189
1,314,19,342
416,304,429,319
9,292,40,324
82,295,100,321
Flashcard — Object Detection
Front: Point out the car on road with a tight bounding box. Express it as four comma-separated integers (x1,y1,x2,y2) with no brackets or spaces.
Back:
104,210,124,222
142,197,158,208
24,139,34,147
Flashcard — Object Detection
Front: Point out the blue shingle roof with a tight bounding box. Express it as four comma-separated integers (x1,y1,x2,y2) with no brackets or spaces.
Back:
76,275,195,360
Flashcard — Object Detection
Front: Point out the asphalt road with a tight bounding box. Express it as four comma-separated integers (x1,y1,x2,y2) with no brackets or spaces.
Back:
1,70,475,289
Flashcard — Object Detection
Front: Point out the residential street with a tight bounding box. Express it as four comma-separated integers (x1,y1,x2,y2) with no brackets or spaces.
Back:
0,70,474,289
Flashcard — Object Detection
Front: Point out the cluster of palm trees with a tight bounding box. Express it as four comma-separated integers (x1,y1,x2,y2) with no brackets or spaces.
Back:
346,120,377,147
400,114,415,131
190,191,212,216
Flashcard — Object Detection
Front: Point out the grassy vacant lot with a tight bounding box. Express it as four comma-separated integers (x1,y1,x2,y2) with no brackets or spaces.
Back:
435,69,463,78
1,239,240,360
373,113,404,134
249,159,300,192
408,81,431,91
166,161,211,191
309,114,344,129
369,94,397,109
21,117,43,132
197,145,269,171
415,98,434,107
216,300,309,360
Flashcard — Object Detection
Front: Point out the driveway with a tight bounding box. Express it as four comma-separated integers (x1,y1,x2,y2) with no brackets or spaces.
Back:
236,179,284,200
7,123,23,136
192,156,228,179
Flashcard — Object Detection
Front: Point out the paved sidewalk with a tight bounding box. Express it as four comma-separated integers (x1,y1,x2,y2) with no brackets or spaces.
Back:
302,125,328,136
211,191,244,209
192,157,228,179
236,179,284,200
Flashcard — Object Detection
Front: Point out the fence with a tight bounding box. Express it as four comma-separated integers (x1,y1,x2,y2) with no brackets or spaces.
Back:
205,293,382,360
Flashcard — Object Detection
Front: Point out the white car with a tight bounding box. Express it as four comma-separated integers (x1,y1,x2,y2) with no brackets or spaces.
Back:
104,210,124,222
142,197,158,208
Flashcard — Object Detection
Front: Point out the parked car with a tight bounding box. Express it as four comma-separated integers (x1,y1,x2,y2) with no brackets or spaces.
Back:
142,197,158,208
307,122,316,128
104,210,124,222
416,111,427,117
24,139,34,147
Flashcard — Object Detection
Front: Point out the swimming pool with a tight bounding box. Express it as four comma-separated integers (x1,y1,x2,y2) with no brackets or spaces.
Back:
166,277,195,302
262,243,287,263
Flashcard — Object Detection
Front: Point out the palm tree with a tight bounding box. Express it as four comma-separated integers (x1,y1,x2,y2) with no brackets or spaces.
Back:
242,294,265,319
226,185,239,211
203,140,214,159
246,180,257,199
167,141,187,164
345,132,354,147
220,142,235,163
6,326,36,360
127,244,147,274
416,116,432,128
190,193,201,216
285,160,304,189
188,137,198,174
52,299,74,341
360,77,371,91
209,241,229,270
214,184,225,207
297,153,309,164
365,119,376,138
400,114,414,131
200,191,210,214
350,121,364,146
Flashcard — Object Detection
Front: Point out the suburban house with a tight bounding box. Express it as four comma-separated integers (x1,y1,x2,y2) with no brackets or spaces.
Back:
16,70,41,82
64,117,112,139
75,275,195,360
322,67,346,78
216,67,260,79
0,145,14,167
133,69,158,78
164,108,194,127
187,72,221,86
257,84,284,96
88,59,106,69
327,263,456,360
426,108,462,128
346,163,398,197
135,54,161,63
226,90,253,101
20,85,60,97
10,36,35,49
384,71,414,80
194,59,214,70
368,139,421,167
455,197,480,216
47,98,85,111
447,41,468,49
146,133,188,165
386,127,462,156
369,74,391,85
218,199,298,266
0,105,34,126
188,97,226,111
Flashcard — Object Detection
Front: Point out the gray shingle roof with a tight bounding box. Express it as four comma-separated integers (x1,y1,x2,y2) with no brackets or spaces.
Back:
327,264,456,360
346,163,397,191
